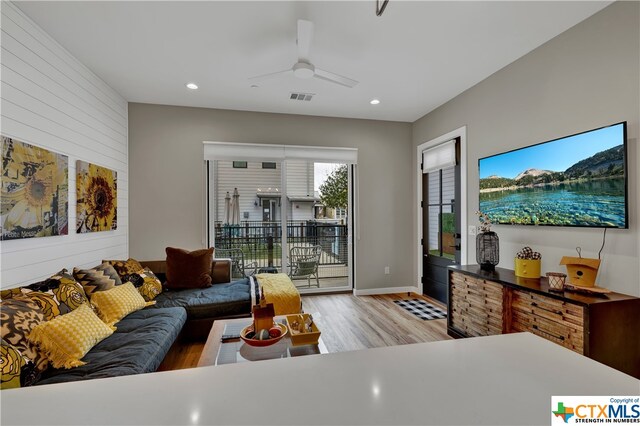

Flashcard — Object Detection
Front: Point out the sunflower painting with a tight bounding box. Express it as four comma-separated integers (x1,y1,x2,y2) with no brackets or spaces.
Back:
1,137,69,240
76,160,117,233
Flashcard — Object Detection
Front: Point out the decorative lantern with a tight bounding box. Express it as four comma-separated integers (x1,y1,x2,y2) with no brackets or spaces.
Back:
475,211,499,271
476,231,499,271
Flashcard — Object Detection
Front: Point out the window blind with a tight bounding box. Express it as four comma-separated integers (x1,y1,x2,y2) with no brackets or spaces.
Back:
422,140,456,174
203,141,358,164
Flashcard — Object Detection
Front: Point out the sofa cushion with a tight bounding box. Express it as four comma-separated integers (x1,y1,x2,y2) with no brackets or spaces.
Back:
165,247,213,289
0,297,49,375
102,258,145,277
103,259,163,301
133,268,163,301
36,307,186,385
28,304,115,369
1,338,39,389
153,278,251,320
74,263,123,297
90,283,153,325
2,270,90,321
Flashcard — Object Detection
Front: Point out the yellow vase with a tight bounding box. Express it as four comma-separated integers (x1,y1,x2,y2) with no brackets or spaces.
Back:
515,258,541,278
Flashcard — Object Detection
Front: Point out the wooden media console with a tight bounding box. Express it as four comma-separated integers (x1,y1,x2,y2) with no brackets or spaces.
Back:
448,265,640,379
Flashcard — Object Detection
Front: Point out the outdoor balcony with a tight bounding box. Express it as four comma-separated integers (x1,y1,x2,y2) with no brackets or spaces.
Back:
213,220,349,289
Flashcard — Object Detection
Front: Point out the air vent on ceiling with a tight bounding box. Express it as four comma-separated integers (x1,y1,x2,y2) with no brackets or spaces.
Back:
290,92,314,101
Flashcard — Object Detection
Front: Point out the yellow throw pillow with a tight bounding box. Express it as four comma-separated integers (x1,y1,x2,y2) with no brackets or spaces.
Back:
90,282,154,326
27,304,115,369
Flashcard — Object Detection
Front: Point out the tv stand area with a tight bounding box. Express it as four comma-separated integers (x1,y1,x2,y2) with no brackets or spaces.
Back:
447,265,640,379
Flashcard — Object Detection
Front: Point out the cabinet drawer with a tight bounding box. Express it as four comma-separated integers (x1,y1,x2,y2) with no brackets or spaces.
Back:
511,290,584,354
451,272,476,286
479,279,503,296
450,272,504,336
512,314,584,354
512,290,584,330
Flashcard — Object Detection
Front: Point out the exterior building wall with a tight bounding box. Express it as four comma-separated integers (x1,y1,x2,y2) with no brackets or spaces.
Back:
213,160,318,223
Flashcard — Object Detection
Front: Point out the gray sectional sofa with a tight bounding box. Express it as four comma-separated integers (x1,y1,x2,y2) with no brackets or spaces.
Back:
143,259,254,340
35,259,253,386
37,307,187,385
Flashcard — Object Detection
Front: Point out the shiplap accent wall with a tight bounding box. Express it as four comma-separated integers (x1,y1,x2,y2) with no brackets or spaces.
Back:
0,2,128,288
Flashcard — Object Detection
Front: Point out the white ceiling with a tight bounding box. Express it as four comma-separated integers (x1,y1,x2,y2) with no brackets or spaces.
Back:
16,1,610,122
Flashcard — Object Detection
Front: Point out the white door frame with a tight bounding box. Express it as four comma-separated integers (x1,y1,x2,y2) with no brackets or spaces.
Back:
416,126,468,294
207,155,355,293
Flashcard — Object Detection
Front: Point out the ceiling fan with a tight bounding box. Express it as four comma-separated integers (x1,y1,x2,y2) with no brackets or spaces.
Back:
249,20,358,89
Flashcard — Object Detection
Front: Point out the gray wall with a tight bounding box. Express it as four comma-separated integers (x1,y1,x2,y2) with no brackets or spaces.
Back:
128,104,413,290
413,2,640,295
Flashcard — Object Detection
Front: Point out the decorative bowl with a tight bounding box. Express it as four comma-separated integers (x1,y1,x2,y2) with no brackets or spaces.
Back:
240,323,288,347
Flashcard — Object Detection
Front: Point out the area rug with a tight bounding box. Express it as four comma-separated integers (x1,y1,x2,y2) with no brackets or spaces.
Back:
393,299,447,320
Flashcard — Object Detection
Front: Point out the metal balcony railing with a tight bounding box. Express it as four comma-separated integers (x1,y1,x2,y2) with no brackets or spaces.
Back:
213,220,348,278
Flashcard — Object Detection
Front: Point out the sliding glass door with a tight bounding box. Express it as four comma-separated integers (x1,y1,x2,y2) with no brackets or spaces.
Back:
208,158,353,293
284,160,351,291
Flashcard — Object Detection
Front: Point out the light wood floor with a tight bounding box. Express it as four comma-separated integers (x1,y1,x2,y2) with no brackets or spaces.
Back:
160,292,451,370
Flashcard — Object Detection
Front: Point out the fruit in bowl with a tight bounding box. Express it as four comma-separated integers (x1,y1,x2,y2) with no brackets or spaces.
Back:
240,322,288,347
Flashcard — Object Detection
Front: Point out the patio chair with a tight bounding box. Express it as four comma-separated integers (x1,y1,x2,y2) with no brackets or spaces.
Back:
215,248,257,279
288,245,321,288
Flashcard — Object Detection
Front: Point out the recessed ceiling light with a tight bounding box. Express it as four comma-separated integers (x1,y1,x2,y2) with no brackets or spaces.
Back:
186,83,198,90
370,99,380,105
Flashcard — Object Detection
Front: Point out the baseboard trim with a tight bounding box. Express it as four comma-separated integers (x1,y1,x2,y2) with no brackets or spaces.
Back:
353,286,419,296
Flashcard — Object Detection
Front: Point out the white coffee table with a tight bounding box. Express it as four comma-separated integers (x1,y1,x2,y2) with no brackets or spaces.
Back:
197,315,328,367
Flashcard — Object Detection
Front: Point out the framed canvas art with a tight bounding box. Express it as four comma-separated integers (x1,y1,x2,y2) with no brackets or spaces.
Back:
1,137,69,240
76,160,117,233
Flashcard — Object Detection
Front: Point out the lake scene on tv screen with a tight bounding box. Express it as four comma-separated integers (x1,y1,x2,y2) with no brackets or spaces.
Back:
479,123,626,228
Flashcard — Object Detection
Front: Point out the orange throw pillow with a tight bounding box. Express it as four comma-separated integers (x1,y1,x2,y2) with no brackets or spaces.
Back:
165,247,213,289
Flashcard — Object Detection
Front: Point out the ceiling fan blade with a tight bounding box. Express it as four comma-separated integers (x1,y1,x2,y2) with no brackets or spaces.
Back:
248,69,293,83
314,68,359,88
297,19,314,62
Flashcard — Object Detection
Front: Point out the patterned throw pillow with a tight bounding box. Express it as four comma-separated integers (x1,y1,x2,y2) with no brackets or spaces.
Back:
73,263,123,297
103,259,162,301
27,304,115,369
1,338,38,389
133,268,163,302
0,297,49,375
0,287,22,300
16,270,90,321
90,282,154,325
102,258,145,277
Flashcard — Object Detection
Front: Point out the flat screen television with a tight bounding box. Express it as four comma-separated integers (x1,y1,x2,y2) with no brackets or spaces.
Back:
479,122,628,228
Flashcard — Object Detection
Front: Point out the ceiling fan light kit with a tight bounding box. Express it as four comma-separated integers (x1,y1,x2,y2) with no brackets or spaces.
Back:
293,62,315,79
249,19,359,89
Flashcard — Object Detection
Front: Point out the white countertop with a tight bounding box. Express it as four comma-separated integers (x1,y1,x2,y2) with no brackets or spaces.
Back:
2,333,638,425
